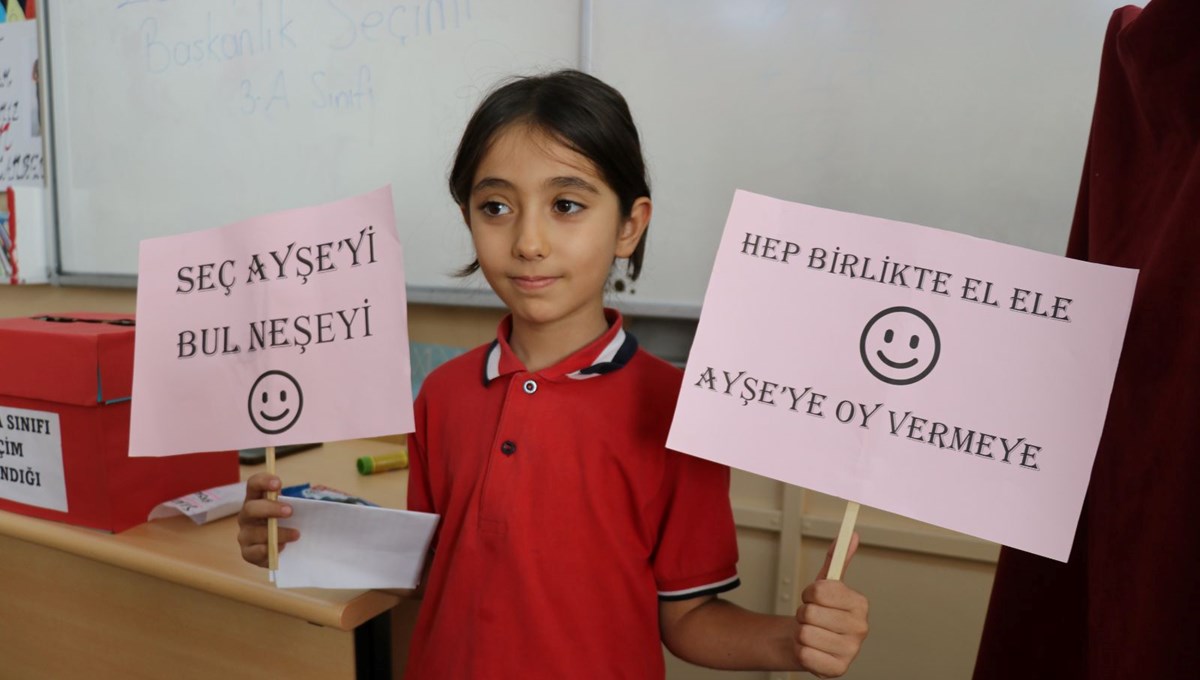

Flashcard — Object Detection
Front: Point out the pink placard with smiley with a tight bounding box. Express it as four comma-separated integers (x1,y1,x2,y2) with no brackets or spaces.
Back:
668,190,1138,561
130,186,413,457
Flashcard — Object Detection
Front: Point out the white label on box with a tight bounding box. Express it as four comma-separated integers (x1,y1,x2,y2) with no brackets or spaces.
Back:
0,406,67,512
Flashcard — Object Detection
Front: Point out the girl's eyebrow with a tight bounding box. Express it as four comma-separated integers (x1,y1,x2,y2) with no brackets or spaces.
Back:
472,177,512,193
547,176,600,193
471,176,601,194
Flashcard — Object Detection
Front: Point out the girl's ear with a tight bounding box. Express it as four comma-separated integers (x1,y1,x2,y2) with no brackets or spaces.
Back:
460,204,471,227
615,197,652,258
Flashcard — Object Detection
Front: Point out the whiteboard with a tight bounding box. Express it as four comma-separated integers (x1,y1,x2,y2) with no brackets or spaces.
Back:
47,1,1117,313
47,0,579,292
592,0,1114,311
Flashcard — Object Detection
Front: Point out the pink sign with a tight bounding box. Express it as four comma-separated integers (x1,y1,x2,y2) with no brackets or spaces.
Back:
668,191,1137,561
130,186,413,457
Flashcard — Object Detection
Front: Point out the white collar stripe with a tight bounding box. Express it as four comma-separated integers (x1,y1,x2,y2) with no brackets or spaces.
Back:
593,328,627,365
484,328,638,384
484,340,502,383
567,328,637,380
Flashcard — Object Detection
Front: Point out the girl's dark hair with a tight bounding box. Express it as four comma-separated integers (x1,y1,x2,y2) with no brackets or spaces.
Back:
449,69,651,280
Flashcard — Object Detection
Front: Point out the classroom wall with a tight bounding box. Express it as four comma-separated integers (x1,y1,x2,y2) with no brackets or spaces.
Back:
0,285,998,679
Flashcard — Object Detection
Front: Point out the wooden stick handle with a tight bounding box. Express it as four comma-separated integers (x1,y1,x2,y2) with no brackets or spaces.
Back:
826,501,860,582
266,445,279,573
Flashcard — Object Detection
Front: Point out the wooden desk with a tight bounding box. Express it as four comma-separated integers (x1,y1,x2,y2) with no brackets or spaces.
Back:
0,439,415,680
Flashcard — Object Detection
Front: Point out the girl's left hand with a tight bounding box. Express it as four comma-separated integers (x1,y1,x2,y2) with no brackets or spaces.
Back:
792,533,870,678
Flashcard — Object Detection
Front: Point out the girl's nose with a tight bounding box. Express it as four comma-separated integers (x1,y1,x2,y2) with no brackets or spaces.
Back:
512,214,548,260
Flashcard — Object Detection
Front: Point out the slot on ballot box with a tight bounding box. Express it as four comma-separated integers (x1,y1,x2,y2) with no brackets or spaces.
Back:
0,313,239,532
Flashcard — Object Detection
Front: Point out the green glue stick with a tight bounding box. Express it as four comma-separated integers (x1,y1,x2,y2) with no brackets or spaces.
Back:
357,451,409,475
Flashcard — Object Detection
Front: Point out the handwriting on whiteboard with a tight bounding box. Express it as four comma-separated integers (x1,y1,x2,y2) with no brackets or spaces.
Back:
122,0,473,117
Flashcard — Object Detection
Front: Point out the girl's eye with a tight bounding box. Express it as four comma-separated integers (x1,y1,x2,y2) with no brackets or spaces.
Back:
553,199,583,215
480,201,511,217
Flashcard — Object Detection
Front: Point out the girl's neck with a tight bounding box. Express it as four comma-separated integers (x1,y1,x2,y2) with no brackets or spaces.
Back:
508,307,611,373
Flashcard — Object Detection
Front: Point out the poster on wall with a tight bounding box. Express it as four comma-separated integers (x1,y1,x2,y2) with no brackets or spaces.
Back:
0,16,48,284
0,18,44,187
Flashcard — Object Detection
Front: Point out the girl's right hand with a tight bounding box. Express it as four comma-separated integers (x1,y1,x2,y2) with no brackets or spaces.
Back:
236,472,301,568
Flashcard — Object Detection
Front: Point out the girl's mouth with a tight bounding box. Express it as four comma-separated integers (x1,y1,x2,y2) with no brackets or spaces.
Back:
511,276,559,291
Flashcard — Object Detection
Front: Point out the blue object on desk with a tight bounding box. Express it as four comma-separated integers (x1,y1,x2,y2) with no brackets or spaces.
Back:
281,483,378,507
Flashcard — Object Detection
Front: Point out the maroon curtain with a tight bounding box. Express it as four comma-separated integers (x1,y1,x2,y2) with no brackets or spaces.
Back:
974,2,1200,677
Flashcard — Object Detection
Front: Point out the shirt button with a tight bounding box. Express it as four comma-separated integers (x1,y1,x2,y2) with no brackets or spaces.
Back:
500,440,517,455
523,379,538,394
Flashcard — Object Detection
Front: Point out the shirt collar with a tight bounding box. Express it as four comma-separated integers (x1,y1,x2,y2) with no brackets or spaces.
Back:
482,308,639,385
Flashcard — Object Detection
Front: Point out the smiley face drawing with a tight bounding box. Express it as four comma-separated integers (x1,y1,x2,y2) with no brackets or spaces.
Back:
247,370,304,434
859,307,941,385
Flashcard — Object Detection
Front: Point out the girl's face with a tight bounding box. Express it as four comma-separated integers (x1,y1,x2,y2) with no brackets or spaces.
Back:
465,124,649,331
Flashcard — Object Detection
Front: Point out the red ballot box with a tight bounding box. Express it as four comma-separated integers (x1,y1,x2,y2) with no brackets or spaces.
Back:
0,313,239,532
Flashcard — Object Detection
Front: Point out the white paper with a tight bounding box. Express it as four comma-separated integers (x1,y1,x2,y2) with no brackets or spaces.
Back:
0,406,66,512
147,481,245,524
274,497,439,589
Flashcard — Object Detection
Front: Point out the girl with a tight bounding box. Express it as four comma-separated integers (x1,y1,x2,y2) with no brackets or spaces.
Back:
239,69,869,679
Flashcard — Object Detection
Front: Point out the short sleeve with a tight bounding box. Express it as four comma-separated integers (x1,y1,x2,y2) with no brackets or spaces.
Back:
406,392,435,515
406,391,440,553
651,452,740,600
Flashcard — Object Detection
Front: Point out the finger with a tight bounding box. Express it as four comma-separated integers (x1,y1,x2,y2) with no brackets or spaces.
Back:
237,498,293,525
238,527,300,566
801,582,870,618
797,601,869,639
239,524,301,547
797,622,860,660
240,537,296,568
816,531,861,581
795,644,849,679
243,473,282,501
241,542,269,568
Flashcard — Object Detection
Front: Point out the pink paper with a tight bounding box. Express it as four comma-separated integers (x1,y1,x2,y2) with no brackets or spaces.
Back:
130,186,413,457
668,190,1138,561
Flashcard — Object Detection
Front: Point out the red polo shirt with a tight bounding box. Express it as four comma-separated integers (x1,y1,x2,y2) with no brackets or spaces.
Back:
406,310,740,679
